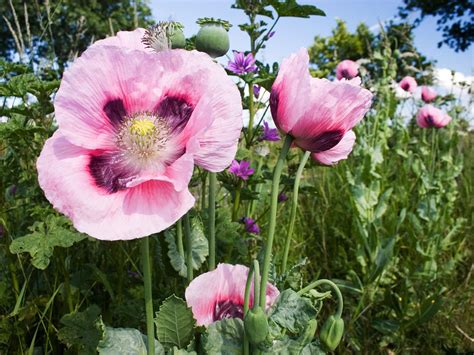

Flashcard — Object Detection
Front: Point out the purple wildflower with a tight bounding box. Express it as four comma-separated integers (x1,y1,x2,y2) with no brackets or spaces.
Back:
127,269,140,279
259,121,280,142
227,51,258,75
267,31,275,39
253,85,261,99
241,217,260,235
228,160,254,180
278,192,288,203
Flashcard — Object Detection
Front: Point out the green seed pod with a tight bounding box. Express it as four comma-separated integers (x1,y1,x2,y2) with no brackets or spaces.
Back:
320,315,344,351
244,307,269,345
170,29,186,49
195,18,231,58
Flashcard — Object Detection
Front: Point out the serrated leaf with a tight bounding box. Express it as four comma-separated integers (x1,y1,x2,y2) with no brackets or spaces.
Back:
57,305,102,353
164,218,208,278
97,325,164,355
9,215,87,269
268,289,317,333
369,237,396,282
202,318,244,354
155,295,195,349
268,0,325,18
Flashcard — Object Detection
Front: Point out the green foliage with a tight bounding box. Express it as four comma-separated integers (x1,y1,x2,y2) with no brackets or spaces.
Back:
9,215,87,269
57,305,102,353
202,318,244,354
164,218,209,278
154,295,195,349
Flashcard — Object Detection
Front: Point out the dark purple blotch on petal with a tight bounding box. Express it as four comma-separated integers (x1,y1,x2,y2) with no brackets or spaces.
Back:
155,95,194,133
425,115,435,127
88,152,136,194
213,300,244,321
269,88,280,126
303,130,344,153
103,99,127,128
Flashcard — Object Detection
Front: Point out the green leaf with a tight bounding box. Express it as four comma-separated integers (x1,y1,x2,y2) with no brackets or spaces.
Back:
164,218,208,278
267,0,325,18
369,237,396,282
268,289,317,334
155,295,195,349
202,318,244,354
97,325,164,355
57,305,102,353
9,215,87,269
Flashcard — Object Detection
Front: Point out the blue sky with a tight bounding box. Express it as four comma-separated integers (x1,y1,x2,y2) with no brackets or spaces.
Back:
150,0,473,75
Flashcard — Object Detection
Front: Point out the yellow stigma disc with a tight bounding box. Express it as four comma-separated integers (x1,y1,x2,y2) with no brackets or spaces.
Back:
130,119,156,136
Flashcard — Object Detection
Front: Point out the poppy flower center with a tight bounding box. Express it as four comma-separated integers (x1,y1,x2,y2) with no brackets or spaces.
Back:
213,300,244,321
116,113,171,160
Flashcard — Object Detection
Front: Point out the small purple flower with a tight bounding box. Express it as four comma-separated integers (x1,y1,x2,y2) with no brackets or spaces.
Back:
227,51,258,75
241,217,260,235
127,269,140,279
259,121,280,142
278,192,288,203
266,31,275,40
253,85,261,99
228,160,254,180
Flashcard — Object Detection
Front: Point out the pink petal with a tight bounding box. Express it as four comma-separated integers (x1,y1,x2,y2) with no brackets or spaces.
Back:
37,131,195,240
91,28,149,52
185,263,279,327
312,130,356,165
270,48,312,133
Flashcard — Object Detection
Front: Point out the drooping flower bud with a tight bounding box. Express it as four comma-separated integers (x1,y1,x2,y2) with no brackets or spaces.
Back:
320,315,344,351
142,21,185,52
244,306,269,345
195,18,231,58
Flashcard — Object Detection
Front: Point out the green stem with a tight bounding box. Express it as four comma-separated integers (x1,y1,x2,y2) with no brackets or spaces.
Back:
259,134,293,308
253,260,260,309
232,180,243,221
282,151,310,274
176,219,184,259
184,214,193,282
297,279,344,318
243,265,254,355
248,156,264,216
140,237,155,355
246,82,255,147
208,172,217,270
201,172,207,211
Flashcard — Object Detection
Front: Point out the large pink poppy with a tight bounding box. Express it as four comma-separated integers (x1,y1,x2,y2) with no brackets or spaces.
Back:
185,263,279,327
37,30,242,240
270,48,372,165
416,105,451,128
335,59,359,81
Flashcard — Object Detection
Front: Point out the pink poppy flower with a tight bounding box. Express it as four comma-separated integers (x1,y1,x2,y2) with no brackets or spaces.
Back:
399,76,417,93
416,105,452,128
185,263,279,326
270,48,372,165
37,31,242,240
335,59,359,80
421,86,437,103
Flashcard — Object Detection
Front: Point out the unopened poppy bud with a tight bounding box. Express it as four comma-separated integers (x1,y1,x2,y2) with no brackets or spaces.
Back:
320,315,344,351
244,307,269,345
195,18,231,58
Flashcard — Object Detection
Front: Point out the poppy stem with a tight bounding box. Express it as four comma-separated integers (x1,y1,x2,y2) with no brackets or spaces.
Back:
243,264,254,355
297,279,344,318
231,179,243,221
259,134,293,308
253,260,261,308
281,150,310,274
184,213,193,282
176,219,184,259
140,237,155,355
246,82,255,147
208,172,217,270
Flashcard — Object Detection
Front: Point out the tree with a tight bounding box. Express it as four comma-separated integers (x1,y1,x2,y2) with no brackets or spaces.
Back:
399,0,474,52
1,0,153,71
308,20,434,84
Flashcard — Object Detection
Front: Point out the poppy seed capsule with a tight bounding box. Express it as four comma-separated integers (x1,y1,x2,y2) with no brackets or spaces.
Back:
244,307,269,345
196,18,231,58
320,315,344,351
170,29,186,49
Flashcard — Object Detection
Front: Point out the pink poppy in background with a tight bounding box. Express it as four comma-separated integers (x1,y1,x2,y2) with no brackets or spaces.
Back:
270,48,372,165
399,76,418,93
416,105,452,128
185,263,279,326
421,86,437,103
336,59,359,80
37,30,242,240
